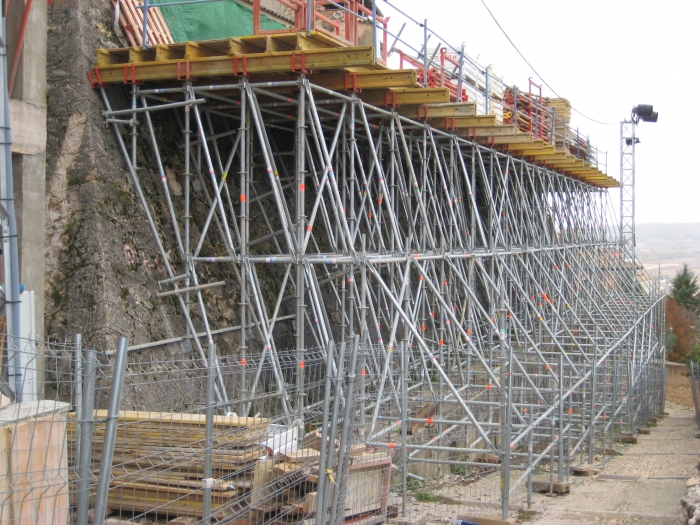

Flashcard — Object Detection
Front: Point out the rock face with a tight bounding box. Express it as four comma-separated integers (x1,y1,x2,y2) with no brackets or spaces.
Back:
45,0,186,350
45,0,293,356
682,470,700,524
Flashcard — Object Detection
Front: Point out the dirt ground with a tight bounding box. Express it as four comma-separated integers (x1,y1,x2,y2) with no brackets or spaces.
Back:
527,402,699,524
667,384,695,407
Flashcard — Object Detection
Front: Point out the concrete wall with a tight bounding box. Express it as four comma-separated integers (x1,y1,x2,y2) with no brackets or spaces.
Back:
667,362,690,389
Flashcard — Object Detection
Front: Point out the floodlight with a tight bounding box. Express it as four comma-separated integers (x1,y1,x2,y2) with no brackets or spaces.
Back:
641,111,658,123
633,104,654,118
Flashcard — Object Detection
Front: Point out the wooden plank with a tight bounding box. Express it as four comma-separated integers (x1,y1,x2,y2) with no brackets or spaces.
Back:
281,448,321,463
92,46,377,84
84,410,267,427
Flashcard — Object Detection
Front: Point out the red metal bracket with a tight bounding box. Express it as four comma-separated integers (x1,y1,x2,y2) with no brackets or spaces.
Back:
177,60,191,81
233,56,248,77
291,52,308,74
343,73,360,93
87,68,106,89
123,64,141,85
383,91,398,108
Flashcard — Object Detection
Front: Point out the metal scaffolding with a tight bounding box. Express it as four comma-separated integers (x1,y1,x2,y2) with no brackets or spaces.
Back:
95,76,666,521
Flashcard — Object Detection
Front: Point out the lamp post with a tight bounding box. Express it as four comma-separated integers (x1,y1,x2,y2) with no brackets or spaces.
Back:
619,104,658,434
619,104,658,279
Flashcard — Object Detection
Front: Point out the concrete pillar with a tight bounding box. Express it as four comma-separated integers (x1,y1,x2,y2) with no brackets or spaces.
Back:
6,0,48,342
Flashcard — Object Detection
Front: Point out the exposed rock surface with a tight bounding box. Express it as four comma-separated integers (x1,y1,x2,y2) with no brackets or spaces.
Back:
45,0,296,358
46,0,181,350
683,469,700,524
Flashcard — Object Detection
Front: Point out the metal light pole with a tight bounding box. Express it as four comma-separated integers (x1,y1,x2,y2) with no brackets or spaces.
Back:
619,104,658,432
619,104,658,271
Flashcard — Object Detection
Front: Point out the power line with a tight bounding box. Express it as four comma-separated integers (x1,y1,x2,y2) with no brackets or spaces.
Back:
477,0,616,125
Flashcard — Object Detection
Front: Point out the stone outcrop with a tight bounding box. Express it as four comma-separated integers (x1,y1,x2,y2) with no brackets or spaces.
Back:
682,466,700,524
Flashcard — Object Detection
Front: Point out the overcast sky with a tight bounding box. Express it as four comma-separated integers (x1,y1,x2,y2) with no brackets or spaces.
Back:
376,0,698,224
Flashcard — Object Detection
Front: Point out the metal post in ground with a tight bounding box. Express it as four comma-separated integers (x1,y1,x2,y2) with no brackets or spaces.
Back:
202,343,216,524
76,346,97,525
74,334,83,457
93,337,129,525
558,354,564,483
330,335,360,525
588,332,598,465
316,340,337,525
322,341,346,522
500,291,511,520
401,339,409,517
527,408,533,509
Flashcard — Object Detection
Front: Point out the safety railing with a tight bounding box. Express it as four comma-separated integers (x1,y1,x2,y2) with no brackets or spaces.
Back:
252,0,389,63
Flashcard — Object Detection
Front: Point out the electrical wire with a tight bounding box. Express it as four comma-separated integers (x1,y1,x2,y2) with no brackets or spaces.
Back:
477,0,616,125
381,0,617,126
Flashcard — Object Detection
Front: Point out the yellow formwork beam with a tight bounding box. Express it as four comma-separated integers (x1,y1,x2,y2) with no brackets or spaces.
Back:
476,133,533,145
91,46,377,84
454,125,518,138
309,69,418,90
360,88,450,107
397,101,477,120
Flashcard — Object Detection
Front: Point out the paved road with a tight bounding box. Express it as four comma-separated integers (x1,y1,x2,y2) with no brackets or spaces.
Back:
530,403,699,525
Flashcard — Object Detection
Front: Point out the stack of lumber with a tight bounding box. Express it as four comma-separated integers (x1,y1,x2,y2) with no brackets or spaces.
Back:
544,97,571,148
68,411,268,520
68,411,393,523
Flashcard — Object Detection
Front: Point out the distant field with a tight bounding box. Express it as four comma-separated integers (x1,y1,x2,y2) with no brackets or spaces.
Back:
635,222,700,289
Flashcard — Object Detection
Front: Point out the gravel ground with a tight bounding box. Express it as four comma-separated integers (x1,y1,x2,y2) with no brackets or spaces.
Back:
528,402,699,524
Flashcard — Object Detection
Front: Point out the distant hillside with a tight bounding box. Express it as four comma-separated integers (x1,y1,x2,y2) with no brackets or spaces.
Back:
636,222,700,242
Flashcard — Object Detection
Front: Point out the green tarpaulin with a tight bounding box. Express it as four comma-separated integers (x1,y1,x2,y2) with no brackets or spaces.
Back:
154,0,285,43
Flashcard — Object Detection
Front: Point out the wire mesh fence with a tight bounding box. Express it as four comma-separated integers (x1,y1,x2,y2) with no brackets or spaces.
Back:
0,332,664,525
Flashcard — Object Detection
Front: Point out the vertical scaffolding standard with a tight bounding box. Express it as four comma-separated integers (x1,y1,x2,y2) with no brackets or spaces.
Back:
97,77,666,521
